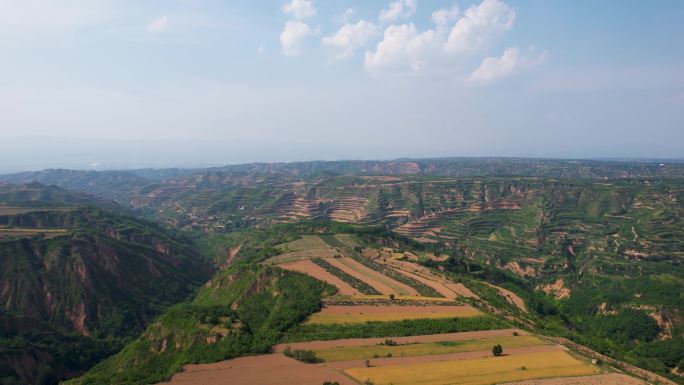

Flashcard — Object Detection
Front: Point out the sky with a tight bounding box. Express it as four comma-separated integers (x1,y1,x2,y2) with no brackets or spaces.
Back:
0,0,683,172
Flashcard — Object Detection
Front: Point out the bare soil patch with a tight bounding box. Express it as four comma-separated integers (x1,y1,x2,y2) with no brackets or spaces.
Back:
501,374,646,385
486,283,527,313
304,304,480,324
279,259,360,296
392,268,458,299
159,354,356,385
446,283,479,299
324,257,418,296
382,259,479,299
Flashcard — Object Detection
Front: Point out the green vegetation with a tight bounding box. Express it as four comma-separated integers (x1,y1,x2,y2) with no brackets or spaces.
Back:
282,316,505,342
492,344,503,356
282,347,321,363
67,266,334,385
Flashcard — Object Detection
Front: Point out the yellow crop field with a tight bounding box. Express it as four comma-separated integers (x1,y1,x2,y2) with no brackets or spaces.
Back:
305,305,480,325
0,228,68,239
314,335,545,362
345,350,599,385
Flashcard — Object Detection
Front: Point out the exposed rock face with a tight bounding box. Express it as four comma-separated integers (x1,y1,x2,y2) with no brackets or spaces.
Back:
0,208,211,339
503,261,536,277
538,278,571,300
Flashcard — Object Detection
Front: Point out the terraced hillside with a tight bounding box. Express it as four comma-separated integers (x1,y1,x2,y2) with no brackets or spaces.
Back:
64,222,680,385
2,159,683,384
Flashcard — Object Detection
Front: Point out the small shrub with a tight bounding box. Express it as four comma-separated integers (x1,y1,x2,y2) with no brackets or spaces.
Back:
323,382,340,385
283,347,321,363
492,344,503,356
365,359,372,367
520,366,527,370
512,331,519,336
382,339,398,346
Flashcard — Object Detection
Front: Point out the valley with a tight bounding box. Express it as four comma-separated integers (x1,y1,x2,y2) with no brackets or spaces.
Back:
0,158,682,385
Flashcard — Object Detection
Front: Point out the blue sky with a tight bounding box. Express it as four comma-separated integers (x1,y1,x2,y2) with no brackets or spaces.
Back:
0,0,683,171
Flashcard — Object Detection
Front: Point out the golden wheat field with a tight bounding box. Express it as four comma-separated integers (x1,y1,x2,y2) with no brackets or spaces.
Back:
345,350,599,385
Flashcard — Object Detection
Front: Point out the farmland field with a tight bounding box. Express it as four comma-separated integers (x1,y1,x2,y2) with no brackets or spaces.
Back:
158,354,356,385
275,329,529,351
0,227,67,239
324,257,419,296
310,335,546,361
345,350,599,385
279,259,361,296
502,374,646,385
267,235,339,263
305,305,480,324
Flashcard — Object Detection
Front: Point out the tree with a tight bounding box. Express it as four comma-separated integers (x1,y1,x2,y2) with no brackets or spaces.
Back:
492,344,503,356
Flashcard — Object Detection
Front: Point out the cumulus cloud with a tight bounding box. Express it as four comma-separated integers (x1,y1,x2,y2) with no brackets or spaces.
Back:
280,20,314,55
146,15,169,33
364,0,524,76
281,0,316,20
468,47,547,84
431,5,460,32
379,0,417,23
364,23,439,73
323,20,379,59
444,0,515,53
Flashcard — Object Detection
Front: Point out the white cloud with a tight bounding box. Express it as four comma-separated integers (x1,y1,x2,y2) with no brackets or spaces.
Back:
146,15,168,33
445,0,515,53
431,5,459,32
468,47,546,84
379,0,417,23
322,20,379,59
365,0,522,75
364,23,439,73
334,8,355,25
280,20,313,56
281,0,316,20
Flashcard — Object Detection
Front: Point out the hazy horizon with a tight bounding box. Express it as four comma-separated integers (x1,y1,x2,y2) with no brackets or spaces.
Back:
1,0,683,172
1,135,683,174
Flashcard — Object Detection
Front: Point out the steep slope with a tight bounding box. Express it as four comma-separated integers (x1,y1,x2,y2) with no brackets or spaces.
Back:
0,185,212,384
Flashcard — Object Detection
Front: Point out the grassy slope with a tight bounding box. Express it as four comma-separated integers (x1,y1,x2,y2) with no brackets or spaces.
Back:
67,266,335,385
